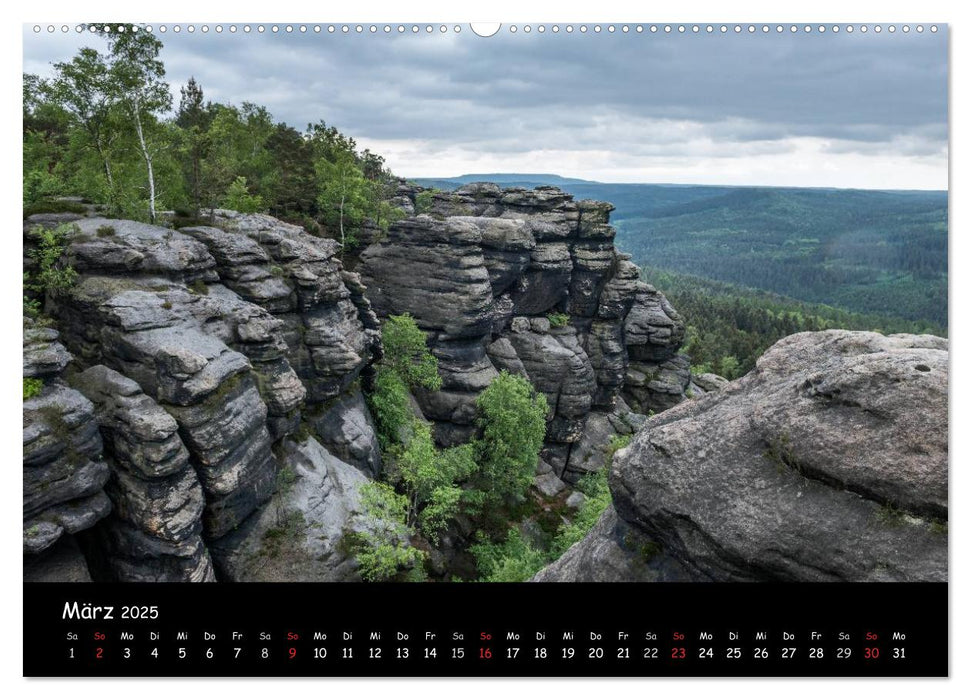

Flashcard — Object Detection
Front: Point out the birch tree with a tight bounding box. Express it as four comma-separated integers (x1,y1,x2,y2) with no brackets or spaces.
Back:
316,148,369,258
100,25,171,223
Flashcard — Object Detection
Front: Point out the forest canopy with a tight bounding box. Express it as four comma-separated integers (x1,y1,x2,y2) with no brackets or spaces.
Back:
23,23,400,246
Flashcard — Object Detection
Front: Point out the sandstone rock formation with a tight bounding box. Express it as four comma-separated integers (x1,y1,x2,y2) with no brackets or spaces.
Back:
360,184,689,483
72,365,215,582
538,331,948,582
24,210,383,582
23,319,109,574
209,437,370,582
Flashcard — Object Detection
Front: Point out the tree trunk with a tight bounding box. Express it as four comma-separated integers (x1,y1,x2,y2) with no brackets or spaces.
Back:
132,100,157,223
339,191,346,260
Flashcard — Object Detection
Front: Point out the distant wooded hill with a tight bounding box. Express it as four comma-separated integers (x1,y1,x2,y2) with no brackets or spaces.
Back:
412,176,948,328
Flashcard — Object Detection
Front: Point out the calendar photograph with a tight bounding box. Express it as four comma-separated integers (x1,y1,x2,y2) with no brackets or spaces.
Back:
21,20,948,677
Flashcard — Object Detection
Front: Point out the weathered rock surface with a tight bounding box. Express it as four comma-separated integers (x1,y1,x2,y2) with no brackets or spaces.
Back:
209,437,370,582
27,208,382,581
548,331,948,582
23,318,111,566
691,372,730,394
308,389,382,477
73,365,215,582
23,322,72,378
533,507,693,582
24,535,93,582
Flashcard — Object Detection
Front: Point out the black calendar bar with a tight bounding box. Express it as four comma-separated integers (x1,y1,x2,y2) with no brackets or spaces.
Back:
23,582,947,677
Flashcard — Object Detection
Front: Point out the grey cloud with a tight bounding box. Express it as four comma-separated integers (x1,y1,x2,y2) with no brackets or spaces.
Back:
22,24,948,183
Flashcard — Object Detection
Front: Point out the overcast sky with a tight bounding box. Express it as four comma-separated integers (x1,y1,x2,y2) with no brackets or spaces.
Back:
23,25,948,189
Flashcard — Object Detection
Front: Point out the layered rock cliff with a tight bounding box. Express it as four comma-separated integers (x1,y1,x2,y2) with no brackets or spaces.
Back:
359,183,689,485
23,208,384,582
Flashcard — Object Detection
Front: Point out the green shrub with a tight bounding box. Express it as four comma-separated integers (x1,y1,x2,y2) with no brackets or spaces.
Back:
414,189,438,215
367,314,441,448
471,371,548,508
369,367,412,448
23,171,64,206
26,224,78,298
221,176,264,214
547,312,569,328
188,279,209,296
349,482,426,581
96,225,116,237
23,199,87,219
390,421,478,544
606,434,631,457
471,527,548,582
551,468,612,558
23,377,44,400
381,314,442,391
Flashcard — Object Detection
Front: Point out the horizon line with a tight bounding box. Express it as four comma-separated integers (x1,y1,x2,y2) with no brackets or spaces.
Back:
402,174,948,194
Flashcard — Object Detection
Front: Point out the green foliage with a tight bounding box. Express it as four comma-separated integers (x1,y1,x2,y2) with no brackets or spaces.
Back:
368,314,442,447
222,176,264,213
188,279,209,296
414,189,438,214
381,314,442,391
23,378,44,400
275,464,297,495
606,434,632,456
551,468,612,558
547,312,569,328
24,31,399,230
316,149,371,254
470,527,548,582
26,223,78,297
389,422,478,544
368,367,411,448
472,371,549,508
350,482,425,581
96,225,115,237
23,171,64,206
23,200,86,218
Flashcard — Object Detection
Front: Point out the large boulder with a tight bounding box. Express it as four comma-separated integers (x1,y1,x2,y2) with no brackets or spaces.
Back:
601,331,947,582
533,506,692,582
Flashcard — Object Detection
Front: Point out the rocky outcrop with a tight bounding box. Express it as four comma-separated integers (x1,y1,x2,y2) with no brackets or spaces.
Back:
307,389,382,478
23,320,109,570
533,506,692,582
361,184,688,481
30,210,382,581
72,365,215,582
540,331,948,582
209,437,370,582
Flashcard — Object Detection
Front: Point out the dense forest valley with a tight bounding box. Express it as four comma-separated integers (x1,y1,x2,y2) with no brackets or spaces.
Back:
23,27,948,585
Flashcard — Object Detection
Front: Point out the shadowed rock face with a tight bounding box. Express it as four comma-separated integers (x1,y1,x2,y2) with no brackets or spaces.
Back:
26,211,382,582
209,437,371,582
537,330,948,583
73,365,215,582
23,319,109,570
361,184,689,481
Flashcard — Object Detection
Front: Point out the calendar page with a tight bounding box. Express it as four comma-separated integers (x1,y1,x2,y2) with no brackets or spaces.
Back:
21,20,948,678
